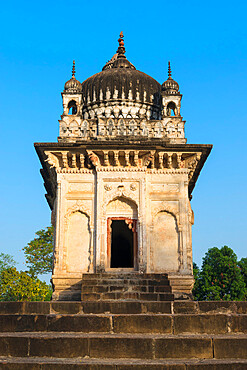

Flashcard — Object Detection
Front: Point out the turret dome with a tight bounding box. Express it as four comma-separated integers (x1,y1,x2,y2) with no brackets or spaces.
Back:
64,61,82,93
162,61,180,95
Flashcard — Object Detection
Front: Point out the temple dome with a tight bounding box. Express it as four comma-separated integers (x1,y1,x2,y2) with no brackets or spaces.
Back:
80,33,162,119
81,66,161,105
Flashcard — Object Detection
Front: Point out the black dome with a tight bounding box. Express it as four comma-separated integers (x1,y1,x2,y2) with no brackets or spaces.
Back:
81,67,161,106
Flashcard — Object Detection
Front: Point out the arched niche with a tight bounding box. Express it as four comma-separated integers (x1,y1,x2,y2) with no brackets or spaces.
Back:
167,101,177,116
68,100,78,115
152,211,179,272
106,196,138,218
66,211,91,273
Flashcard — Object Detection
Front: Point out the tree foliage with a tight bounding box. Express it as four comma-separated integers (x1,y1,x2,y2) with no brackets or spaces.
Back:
193,246,246,301
238,258,247,287
0,267,52,301
0,253,16,272
23,226,53,276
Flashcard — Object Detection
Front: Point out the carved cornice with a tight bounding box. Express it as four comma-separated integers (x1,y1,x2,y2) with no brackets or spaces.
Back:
35,142,212,205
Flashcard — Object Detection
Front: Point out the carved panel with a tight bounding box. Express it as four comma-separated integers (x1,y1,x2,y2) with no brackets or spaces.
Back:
152,184,179,193
68,182,93,193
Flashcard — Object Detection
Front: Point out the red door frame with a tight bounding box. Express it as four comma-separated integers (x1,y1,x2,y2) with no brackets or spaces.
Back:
107,217,138,270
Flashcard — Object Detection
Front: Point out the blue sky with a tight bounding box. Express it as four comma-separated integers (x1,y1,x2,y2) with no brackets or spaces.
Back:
0,0,246,278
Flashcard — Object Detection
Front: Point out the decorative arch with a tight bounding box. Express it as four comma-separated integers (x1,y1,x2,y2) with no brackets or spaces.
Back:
64,201,91,231
104,186,139,215
106,195,138,218
152,203,180,227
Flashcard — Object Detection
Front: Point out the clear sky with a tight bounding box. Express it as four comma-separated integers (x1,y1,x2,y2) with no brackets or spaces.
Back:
0,0,246,278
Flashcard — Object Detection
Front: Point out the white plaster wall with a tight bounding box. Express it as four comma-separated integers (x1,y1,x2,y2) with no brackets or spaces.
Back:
66,211,90,273
152,211,179,272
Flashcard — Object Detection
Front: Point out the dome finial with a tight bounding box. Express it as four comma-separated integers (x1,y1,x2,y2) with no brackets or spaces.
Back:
168,61,172,78
117,32,126,58
72,60,76,78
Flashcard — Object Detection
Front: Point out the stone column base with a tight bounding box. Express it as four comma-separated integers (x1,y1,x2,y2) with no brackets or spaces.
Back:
52,274,82,301
168,274,194,300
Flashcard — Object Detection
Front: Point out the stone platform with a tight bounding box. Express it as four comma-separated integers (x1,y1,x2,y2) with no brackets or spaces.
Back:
0,300,246,368
53,273,194,301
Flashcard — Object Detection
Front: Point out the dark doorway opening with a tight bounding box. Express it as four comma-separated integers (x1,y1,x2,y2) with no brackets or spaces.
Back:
110,220,134,268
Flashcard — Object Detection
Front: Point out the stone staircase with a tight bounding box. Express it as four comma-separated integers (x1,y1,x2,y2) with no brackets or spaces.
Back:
0,300,246,368
81,273,174,301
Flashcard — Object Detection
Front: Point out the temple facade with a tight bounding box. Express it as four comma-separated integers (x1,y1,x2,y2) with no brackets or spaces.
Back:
35,33,212,300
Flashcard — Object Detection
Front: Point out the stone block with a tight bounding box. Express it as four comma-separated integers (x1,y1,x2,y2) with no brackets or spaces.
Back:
142,302,171,314
173,301,198,314
159,293,174,301
186,360,247,370
23,302,50,314
51,302,82,314
173,315,228,334
155,337,213,359
81,293,101,301
0,315,47,332
47,315,110,332
0,336,29,356
113,314,172,333
82,301,142,314
154,286,172,292
117,364,185,370
214,337,247,359
139,293,158,301
0,302,24,314
198,301,240,314
89,337,153,359
29,336,89,357
230,315,247,333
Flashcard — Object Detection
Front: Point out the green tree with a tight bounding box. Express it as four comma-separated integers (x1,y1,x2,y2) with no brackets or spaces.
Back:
23,226,53,277
0,267,52,301
238,258,247,288
192,262,200,299
193,246,246,301
0,253,16,272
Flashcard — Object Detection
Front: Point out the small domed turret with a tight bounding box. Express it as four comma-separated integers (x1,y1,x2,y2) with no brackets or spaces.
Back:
162,61,180,95
64,61,82,93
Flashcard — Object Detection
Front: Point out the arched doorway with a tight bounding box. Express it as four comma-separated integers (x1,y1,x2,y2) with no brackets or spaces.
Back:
106,197,138,270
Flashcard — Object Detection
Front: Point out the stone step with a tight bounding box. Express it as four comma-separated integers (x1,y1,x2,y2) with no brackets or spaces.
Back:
0,314,246,334
0,301,247,315
0,332,246,359
81,285,172,293
82,273,169,279
82,278,171,286
1,357,247,369
81,292,174,301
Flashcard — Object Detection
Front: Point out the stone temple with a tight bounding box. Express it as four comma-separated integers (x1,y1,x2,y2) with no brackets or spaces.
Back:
35,33,212,300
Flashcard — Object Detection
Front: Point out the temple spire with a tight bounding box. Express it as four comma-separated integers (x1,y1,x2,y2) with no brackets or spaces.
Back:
168,61,172,79
72,60,76,78
117,31,126,58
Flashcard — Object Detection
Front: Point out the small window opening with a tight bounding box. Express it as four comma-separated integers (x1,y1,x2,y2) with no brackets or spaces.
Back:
68,100,77,115
111,220,134,268
167,102,176,116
